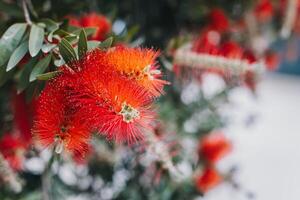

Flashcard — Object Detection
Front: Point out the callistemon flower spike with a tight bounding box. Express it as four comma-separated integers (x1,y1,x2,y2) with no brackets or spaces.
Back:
98,47,169,97
32,77,90,157
174,43,265,74
75,67,155,143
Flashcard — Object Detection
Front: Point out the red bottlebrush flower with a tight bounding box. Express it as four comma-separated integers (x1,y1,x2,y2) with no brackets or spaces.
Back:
199,132,232,164
11,92,32,145
264,51,280,71
91,47,168,97
195,167,223,193
32,78,91,157
255,0,274,22
208,8,229,33
219,41,243,59
80,13,111,41
0,134,25,171
75,67,155,143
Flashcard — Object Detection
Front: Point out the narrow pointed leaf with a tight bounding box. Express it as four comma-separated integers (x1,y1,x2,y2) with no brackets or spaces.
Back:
98,37,113,50
72,27,96,37
58,38,77,63
78,29,87,58
29,24,44,56
29,54,52,82
0,23,27,66
6,41,28,71
36,71,60,80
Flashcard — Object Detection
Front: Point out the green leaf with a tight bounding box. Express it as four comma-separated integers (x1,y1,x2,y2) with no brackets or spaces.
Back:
41,19,60,42
87,41,100,50
54,29,73,38
17,56,38,93
40,19,59,32
98,37,113,50
0,23,27,66
78,29,87,58
36,71,60,80
58,38,77,63
64,35,78,43
72,27,96,37
6,41,28,71
29,24,44,57
29,54,52,82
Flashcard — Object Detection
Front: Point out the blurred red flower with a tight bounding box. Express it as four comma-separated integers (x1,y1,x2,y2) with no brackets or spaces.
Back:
11,92,32,145
66,15,81,27
255,0,274,22
81,13,111,41
208,8,229,33
192,29,220,55
264,51,280,71
219,41,243,59
199,132,232,164
67,13,111,41
195,167,223,193
0,134,25,171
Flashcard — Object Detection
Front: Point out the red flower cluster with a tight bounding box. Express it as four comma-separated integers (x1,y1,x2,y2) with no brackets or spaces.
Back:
174,8,280,85
33,46,167,157
177,8,280,91
67,13,111,41
195,132,232,193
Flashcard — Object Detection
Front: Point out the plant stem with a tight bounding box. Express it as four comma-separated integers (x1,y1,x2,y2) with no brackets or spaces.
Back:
41,151,56,200
22,0,32,25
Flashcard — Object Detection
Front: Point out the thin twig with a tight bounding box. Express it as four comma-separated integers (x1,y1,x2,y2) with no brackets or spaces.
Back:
144,130,184,181
41,150,56,200
22,0,32,25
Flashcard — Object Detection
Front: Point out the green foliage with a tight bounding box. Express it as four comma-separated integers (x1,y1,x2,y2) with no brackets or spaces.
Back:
7,41,28,71
36,71,60,81
78,29,88,59
29,54,52,82
29,24,44,57
0,23,27,67
98,37,114,50
17,57,38,93
58,38,77,63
